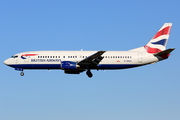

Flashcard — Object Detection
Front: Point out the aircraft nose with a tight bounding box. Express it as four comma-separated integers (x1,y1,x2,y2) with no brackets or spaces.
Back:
4,59,10,65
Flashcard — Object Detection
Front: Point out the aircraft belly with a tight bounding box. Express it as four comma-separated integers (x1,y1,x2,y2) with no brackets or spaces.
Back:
98,64,141,69
9,64,61,69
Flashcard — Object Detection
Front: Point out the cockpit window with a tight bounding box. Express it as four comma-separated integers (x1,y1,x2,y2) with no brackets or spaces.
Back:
11,55,18,58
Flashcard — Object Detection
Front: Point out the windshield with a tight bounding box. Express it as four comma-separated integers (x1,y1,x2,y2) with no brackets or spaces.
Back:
11,55,18,58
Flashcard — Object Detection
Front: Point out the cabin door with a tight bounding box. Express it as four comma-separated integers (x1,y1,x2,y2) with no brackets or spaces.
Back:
138,53,143,63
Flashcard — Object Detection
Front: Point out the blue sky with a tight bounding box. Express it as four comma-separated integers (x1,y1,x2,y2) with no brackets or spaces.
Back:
0,0,180,120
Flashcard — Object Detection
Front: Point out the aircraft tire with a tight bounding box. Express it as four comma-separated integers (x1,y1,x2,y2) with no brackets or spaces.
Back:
86,70,93,78
20,72,24,76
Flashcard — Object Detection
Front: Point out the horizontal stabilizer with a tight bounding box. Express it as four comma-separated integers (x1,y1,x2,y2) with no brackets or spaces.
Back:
153,48,175,59
154,48,175,56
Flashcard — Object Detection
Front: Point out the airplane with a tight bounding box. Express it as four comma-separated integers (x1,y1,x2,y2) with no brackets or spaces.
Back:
4,23,175,78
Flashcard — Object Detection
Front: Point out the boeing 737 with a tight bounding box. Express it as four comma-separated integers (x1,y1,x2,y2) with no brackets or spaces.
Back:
4,23,175,78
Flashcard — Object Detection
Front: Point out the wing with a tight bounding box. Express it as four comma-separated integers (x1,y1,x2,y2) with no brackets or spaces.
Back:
78,51,106,68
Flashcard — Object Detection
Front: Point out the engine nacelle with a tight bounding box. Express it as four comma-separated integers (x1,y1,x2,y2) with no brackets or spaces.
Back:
64,70,80,74
61,61,77,70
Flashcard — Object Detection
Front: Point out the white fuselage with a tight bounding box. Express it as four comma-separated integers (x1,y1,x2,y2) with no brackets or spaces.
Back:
4,51,159,70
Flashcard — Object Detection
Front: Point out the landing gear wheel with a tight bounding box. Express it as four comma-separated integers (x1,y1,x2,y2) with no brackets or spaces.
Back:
20,72,24,76
86,70,93,78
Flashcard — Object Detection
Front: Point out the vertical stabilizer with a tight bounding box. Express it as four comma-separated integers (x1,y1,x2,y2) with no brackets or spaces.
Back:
130,23,172,53
144,23,172,53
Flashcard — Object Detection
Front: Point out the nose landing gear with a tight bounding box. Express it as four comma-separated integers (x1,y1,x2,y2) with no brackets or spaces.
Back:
15,68,24,76
20,72,24,76
86,69,93,78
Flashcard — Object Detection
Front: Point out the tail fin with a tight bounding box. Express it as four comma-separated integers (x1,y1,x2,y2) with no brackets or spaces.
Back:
144,23,172,53
130,23,172,53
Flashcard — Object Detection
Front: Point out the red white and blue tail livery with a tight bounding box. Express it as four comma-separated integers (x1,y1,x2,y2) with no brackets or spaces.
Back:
145,23,172,53
4,23,175,78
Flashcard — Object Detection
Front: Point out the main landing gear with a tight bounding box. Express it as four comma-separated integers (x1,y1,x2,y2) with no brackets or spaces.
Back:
86,69,93,78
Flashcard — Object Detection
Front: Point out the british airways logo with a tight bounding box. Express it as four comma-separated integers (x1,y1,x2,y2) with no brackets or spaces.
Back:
21,54,38,59
31,59,61,62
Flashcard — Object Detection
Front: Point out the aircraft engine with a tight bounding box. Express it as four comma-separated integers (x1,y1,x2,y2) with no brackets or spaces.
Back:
64,70,81,74
61,61,78,70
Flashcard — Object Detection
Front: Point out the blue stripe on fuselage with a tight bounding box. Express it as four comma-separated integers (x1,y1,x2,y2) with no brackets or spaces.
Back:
8,64,140,70
9,64,61,69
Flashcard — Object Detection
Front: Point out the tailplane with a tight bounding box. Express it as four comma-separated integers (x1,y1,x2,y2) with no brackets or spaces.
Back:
130,23,172,53
154,48,175,60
